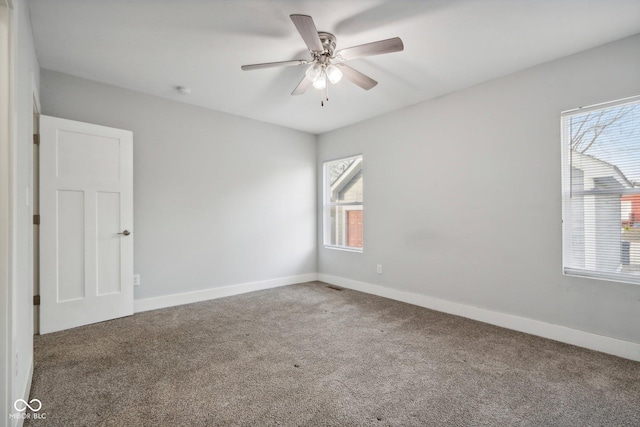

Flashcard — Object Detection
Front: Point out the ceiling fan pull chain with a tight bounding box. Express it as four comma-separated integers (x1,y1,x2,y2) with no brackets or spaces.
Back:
322,81,329,107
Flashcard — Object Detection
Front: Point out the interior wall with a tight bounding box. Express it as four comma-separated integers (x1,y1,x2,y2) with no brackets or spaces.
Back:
317,34,640,344
1,3,11,423
40,70,317,301
9,0,39,422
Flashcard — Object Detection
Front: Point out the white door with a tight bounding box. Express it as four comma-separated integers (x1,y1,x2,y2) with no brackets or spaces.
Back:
39,115,133,334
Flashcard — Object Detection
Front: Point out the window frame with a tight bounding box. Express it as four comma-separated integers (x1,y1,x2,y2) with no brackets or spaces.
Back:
323,154,364,252
561,95,640,286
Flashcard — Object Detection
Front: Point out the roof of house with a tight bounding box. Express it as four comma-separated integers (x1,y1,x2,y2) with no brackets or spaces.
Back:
572,150,636,189
330,157,362,199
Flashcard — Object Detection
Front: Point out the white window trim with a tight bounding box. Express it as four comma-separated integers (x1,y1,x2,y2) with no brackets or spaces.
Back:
323,155,364,253
561,95,640,286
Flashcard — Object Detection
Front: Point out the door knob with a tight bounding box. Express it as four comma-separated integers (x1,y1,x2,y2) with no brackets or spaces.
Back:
117,230,131,236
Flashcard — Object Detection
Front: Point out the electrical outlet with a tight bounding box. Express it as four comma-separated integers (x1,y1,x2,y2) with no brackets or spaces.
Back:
133,274,140,286
376,264,383,274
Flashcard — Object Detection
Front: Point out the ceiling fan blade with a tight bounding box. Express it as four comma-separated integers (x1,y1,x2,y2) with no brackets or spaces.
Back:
335,37,404,61
290,14,324,53
241,60,308,71
291,75,312,96
335,64,378,90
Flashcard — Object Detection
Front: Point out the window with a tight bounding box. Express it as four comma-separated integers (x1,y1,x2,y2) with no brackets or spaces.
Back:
561,96,640,285
323,155,363,251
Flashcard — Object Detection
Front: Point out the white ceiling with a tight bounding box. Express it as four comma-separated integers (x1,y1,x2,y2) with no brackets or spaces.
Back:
28,0,640,134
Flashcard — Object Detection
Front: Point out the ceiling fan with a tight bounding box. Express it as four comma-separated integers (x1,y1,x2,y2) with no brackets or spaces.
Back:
241,14,404,105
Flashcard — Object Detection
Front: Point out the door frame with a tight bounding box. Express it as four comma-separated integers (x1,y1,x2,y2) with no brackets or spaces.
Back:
32,80,40,335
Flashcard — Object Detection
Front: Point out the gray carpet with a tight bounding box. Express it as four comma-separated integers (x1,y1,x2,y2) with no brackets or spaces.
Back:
25,282,640,426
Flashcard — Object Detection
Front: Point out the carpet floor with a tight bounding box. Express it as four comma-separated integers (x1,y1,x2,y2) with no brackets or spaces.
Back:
25,282,640,426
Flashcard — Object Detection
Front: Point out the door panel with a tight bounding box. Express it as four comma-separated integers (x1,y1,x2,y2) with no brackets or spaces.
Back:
57,130,121,180
97,192,121,296
57,190,85,302
40,115,133,334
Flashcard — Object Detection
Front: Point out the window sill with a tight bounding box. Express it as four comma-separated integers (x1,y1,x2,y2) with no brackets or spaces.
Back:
563,267,640,286
324,245,363,253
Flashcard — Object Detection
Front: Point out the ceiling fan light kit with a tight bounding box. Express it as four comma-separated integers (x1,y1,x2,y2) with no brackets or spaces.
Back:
312,74,327,90
325,65,342,84
305,62,322,81
241,14,404,106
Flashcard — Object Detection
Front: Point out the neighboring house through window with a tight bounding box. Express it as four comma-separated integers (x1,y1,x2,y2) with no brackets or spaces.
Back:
561,96,640,284
323,155,363,251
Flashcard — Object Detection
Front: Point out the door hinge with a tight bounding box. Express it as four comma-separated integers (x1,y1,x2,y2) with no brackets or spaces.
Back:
33,134,40,145
33,295,40,306
33,214,40,225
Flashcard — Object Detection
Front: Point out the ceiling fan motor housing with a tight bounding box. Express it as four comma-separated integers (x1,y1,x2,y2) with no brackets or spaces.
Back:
317,32,337,59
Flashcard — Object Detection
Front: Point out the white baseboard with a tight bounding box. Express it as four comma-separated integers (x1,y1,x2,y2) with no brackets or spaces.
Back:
12,356,33,427
134,273,318,313
318,274,640,362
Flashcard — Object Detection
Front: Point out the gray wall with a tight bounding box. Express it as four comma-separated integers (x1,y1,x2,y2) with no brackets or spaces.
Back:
317,34,640,344
40,70,317,300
